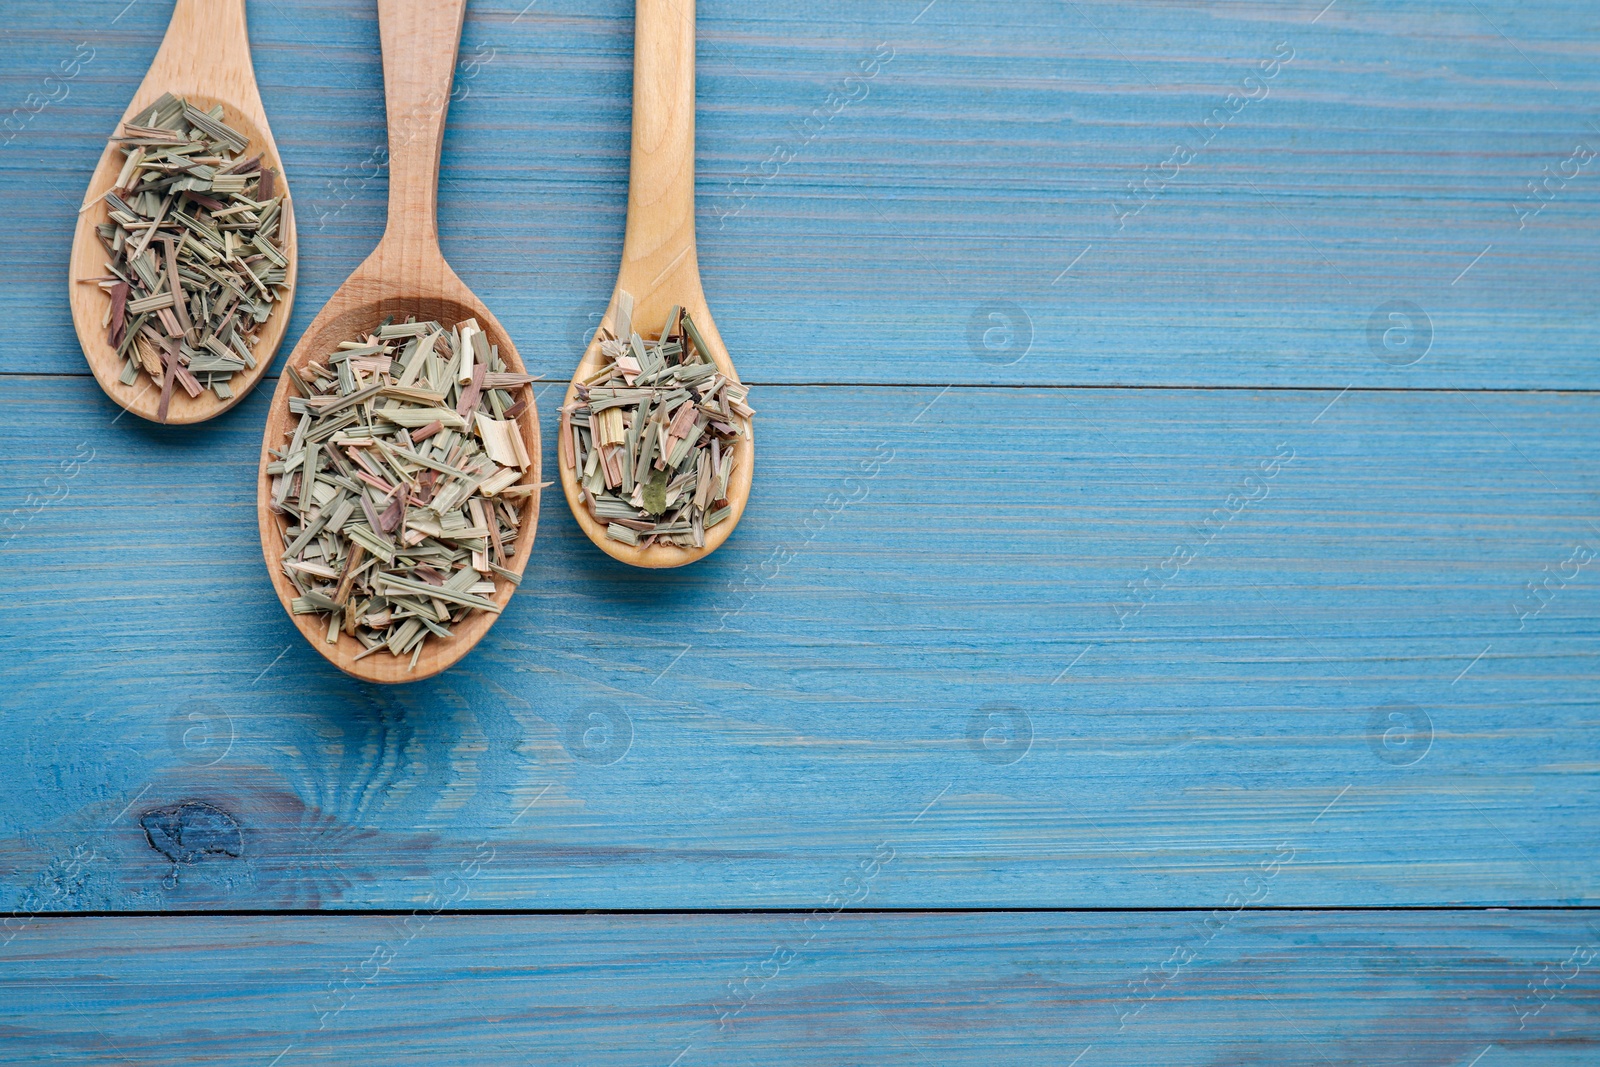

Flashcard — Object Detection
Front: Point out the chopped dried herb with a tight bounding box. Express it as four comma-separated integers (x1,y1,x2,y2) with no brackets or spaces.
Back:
562,290,752,550
80,93,290,419
266,317,540,670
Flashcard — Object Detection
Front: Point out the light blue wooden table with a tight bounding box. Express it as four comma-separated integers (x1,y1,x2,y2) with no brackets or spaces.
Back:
2,0,1597,1062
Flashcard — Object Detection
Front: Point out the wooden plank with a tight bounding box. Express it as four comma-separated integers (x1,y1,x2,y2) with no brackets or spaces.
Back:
2,911,1597,1064
1,379,1595,909
5,0,1599,386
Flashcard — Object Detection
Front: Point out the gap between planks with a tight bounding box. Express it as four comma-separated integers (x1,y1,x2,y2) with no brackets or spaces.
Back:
4,371,1600,397
13,905,1600,919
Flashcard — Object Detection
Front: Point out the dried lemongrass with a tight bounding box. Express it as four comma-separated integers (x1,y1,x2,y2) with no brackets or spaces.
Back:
266,317,539,670
561,291,752,550
81,93,290,419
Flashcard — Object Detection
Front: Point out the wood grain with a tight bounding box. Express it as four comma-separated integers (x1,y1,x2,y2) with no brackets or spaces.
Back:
65,0,298,424
560,0,755,568
10,0,1598,387
3,0,1599,1051
2,912,1597,1065
254,0,542,682
3,379,1596,909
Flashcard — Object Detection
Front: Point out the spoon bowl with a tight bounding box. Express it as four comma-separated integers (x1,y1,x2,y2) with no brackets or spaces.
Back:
256,285,538,684
559,0,753,568
68,0,295,424
255,0,538,683
564,283,753,569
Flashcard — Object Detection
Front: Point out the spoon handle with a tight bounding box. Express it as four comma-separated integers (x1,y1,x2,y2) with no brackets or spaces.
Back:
146,0,256,101
623,0,699,295
377,0,468,251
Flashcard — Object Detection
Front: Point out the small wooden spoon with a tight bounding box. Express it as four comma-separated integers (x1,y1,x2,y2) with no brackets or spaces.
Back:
560,0,754,568
255,0,539,683
69,0,296,424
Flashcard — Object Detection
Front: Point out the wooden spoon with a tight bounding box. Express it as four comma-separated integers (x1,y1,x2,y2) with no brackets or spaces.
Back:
559,0,754,568
255,0,540,683
68,0,296,425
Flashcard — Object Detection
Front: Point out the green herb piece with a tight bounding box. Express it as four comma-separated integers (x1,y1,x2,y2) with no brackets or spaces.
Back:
84,93,290,421
267,316,540,669
641,466,669,516
561,289,751,550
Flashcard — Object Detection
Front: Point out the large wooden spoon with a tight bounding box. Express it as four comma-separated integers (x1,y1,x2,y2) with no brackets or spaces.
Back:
255,0,539,683
559,0,754,568
69,0,296,424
